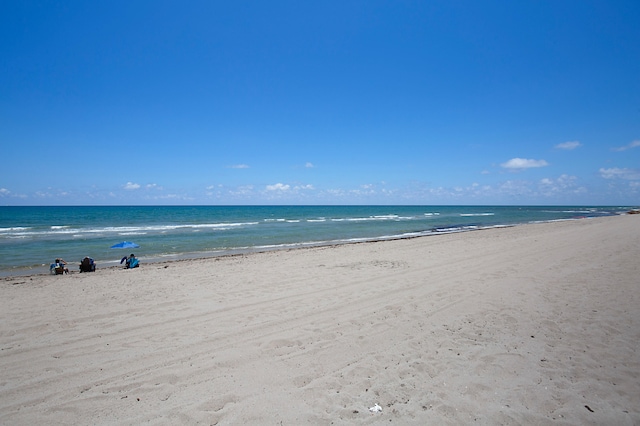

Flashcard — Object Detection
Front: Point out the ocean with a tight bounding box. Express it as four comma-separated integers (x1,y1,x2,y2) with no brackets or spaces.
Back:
0,205,631,276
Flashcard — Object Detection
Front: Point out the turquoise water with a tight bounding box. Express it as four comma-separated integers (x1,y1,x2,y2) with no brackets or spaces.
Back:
0,205,631,276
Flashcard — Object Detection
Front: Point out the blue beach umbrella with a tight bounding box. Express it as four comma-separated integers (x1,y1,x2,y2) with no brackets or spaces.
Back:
110,241,140,249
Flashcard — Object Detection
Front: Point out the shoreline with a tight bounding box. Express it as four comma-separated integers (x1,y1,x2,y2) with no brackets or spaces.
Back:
1,205,632,277
1,214,639,424
0,215,618,279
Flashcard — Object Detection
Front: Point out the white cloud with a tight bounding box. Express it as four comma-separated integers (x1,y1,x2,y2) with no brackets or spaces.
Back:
229,185,255,196
305,162,315,168
0,188,9,196
555,141,582,150
599,167,640,180
557,174,577,185
266,183,290,191
123,182,141,190
229,164,250,169
295,184,314,190
612,140,640,152
499,179,531,193
325,188,346,197
501,158,549,170
146,183,163,190
539,174,584,195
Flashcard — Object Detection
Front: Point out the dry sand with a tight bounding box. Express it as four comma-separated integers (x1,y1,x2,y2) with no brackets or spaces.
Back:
1,215,639,425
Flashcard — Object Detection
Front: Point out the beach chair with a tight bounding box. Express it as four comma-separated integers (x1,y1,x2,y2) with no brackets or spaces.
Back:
50,263,65,274
79,257,96,272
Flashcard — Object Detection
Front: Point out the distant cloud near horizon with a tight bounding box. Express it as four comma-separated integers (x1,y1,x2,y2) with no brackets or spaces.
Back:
555,141,582,150
229,164,250,169
599,167,640,180
501,158,549,170
266,183,290,191
612,140,640,152
123,182,141,190
305,162,315,168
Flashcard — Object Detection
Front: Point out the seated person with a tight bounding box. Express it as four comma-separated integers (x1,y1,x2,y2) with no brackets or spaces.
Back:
79,257,96,272
50,258,69,275
120,253,139,269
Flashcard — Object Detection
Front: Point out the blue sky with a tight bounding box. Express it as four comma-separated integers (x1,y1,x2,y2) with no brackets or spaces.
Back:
1,1,639,206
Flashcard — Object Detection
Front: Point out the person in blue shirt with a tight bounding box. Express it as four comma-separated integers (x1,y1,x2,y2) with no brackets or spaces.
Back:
121,253,139,269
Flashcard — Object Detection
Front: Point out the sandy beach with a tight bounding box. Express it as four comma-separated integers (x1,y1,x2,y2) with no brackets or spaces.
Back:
1,215,639,425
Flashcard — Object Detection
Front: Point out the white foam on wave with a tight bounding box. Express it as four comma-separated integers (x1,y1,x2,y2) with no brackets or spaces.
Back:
93,222,260,233
331,215,406,222
529,218,574,224
2,228,81,237
0,227,31,233
459,213,495,217
137,222,260,231
0,221,260,239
